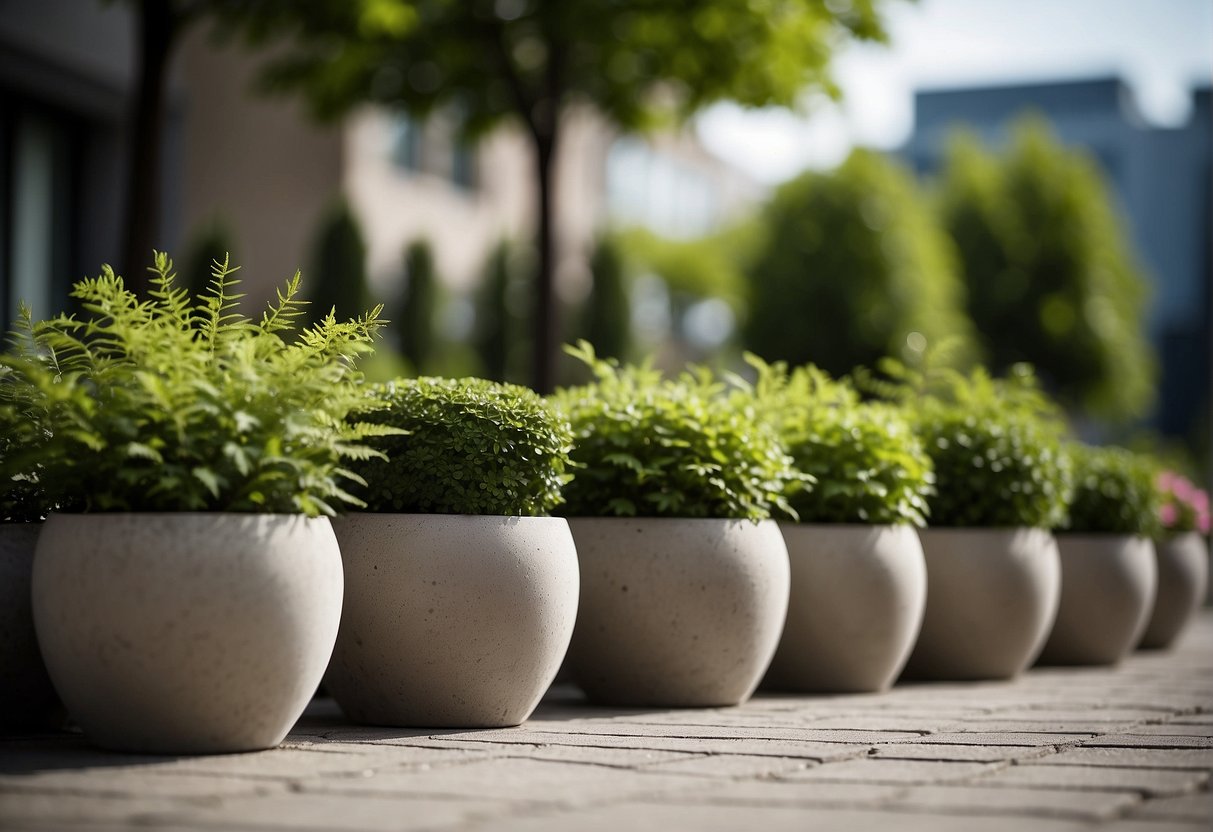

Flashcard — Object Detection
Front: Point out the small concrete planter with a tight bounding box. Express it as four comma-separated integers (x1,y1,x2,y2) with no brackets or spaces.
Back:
32,513,343,754
903,527,1060,680
1037,534,1157,665
0,523,63,732
764,523,926,693
1139,532,1209,650
565,517,789,707
327,514,578,728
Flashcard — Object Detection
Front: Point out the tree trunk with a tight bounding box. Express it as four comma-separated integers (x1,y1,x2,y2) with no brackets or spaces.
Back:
121,0,178,293
531,130,559,394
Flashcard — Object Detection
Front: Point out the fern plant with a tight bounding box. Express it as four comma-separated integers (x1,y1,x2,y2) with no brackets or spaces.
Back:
744,356,933,526
0,253,397,517
550,341,805,521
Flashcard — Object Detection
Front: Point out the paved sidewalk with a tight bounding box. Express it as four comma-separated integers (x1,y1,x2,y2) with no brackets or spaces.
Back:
2,615,1211,831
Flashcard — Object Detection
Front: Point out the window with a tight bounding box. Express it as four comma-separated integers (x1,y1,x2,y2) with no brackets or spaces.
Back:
0,92,79,328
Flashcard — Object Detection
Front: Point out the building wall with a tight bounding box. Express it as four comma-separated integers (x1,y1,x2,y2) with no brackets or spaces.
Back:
177,29,344,310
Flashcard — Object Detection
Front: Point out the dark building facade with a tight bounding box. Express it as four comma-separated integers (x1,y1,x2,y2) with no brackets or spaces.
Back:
903,77,1211,448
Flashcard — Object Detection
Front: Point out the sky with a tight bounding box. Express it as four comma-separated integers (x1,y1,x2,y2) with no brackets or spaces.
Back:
696,0,1213,184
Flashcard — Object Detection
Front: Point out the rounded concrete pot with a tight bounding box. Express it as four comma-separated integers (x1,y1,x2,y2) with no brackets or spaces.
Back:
1139,532,1209,650
0,523,64,732
32,513,343,754
764,523,926,693
326,514,579,728
1037,534,1156,666
565,517,789,707
903,527,1060,680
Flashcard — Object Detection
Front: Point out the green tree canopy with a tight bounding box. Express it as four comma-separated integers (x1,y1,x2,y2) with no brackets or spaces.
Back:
743,148,975,376
217,0,899,391
937,119,1156,422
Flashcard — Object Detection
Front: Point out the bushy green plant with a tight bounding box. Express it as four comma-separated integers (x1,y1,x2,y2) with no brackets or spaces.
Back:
550,341,804,521
868,358,1072,529
0,253,395,517
352,377,572,516
938,120,1155,422
744,149,975,376
745,356,933,526
1065,444,1161,536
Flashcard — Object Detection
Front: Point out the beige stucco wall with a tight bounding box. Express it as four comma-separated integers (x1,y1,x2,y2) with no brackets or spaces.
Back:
177,29,344,309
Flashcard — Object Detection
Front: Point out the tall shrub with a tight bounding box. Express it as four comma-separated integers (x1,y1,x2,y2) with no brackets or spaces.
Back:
937,119,1155,422
744,149,974,376
307,200,370,327
398,240,438,373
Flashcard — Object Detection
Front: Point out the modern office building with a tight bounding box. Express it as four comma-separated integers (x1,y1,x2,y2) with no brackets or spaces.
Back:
903,77,1212,442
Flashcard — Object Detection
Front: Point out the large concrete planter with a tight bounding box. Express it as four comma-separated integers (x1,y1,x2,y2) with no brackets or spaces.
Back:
32,513,343,754
903,527,1060,680
1037,534,1157,665
764,523,926,693
565,517,789,707
0,523,63,732
327,514,578,728
1139,532,1209,649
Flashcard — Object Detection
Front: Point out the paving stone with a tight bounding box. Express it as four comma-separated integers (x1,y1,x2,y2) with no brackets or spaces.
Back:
291,758,710,806
0,770,284,798
162,792,519,832
871,743,1053,762
638,754,812,778
888,783,1141,820
441,722,922,744
459,801,1097,832
1129,790,1213,821
662,778,907,806
779,758,1002,784
1030,747,1213,770
0,792,217,827
502,744,698,768
411,732,873,761
974,763,1208,796
1083,734,1213,749
900,732,1090,746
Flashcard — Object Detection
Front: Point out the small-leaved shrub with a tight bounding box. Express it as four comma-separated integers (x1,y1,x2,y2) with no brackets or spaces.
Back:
352,376,572,515
550,341,804,521
868,359,1072,529
1065,443,1161,536
746,356,933,526
0,253,395,517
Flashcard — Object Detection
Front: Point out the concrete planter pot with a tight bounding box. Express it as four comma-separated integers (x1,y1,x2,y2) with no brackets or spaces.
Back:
327,514,579,728
32,513,343,754
0,523,64,732
1037,534,1157,665
903,527,1060,680
1139,532,1209,650
764,523,926,693
565,517,789,707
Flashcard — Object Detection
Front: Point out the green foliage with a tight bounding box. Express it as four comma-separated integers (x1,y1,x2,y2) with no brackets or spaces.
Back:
582,236,631,361
869,357,1073,529
937,119,1156,422
744,149,975,376
551,341,804,521
619,227,747,310
229,1,894,132
0,253,396,517
308,200,370,327
745,356,933,526
398,239,438,373
474,241,530,384
352,376,572,516
1064,444,1161,536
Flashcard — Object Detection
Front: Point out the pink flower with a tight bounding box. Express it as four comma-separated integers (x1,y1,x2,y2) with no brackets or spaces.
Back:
1160,503,1178,527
